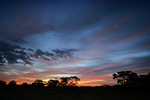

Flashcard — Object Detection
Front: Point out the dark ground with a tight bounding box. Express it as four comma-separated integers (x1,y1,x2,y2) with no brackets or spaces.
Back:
0,87,149,100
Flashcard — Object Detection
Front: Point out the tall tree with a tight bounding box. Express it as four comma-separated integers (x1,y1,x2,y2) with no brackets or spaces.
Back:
113,71,138,86
47,79,59,87
68,76,80,86
60,77,70,86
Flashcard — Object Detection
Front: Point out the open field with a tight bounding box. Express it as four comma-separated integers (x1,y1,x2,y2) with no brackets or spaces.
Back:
0,88,149,100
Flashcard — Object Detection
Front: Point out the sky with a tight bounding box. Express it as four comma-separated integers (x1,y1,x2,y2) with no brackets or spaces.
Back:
0,0,150,86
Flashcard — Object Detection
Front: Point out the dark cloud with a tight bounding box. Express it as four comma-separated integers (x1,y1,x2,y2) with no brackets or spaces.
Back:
33,49,55,61
0,0,103,40
133,39,150,50
130,55,150,67
32,48,79,61
28,48,34,52
8,37,27,44
0,41,78,66
52,49,78,58
0,0,54,40
0,41,33,65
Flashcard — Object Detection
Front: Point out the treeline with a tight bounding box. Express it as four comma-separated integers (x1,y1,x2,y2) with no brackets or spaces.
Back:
0,71,150,89
112,71,150,88
0,76,80,88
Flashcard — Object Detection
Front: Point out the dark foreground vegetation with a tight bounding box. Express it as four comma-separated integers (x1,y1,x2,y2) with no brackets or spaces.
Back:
0,71,150,100
0,87,149,100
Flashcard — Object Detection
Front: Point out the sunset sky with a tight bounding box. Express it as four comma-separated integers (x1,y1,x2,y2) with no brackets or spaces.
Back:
0,0,150,86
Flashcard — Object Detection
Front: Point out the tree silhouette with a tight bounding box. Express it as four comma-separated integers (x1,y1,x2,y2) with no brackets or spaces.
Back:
47,79,59,87
68,76,80,86
0,76,80,88
138,72,150,88
59,76,80,86
32,79,44,87
60,77,70,86
8,80,17,87
0,80,6,87
22,82,28,87
113,71,138,87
